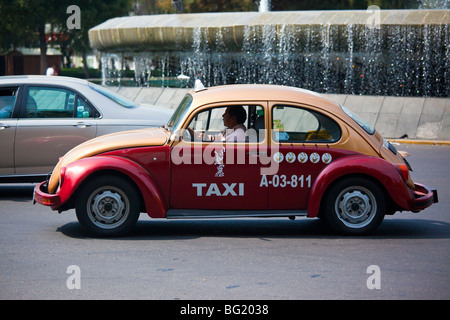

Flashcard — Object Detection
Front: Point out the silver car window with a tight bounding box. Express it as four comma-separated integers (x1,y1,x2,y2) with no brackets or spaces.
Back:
75,96,96,118
25,86,76,118
0,87,18,119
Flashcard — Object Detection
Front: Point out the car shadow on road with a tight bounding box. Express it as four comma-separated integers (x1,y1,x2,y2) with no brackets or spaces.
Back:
56,217,450,240
0,184,35,202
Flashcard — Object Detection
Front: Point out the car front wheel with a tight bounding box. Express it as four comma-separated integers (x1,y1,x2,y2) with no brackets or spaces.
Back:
75,175,140,237
323,177,386,235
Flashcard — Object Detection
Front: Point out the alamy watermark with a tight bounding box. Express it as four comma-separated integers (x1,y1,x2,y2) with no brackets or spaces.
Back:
366,265,381,290
66,265,81,290
366,5,381,30
66,5,81,30
170,128,281,176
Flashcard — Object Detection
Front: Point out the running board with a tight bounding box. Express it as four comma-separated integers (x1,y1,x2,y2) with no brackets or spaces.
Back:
166,209,308,219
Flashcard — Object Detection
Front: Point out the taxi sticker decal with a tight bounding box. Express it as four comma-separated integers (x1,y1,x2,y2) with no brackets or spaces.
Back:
272,152,333,164
322,152,332,164
298,152,308,163
310,152,320,163
286,152,296,163
273,152,284,163
214,147,225,177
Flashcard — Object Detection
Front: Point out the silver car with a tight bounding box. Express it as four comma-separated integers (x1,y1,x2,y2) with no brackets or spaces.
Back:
0,75,173,182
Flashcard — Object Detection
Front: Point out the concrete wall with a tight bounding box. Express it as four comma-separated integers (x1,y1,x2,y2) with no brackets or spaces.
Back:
110,86,450,141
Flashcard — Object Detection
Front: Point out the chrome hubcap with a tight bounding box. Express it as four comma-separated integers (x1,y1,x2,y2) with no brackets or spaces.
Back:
87,187,129,229
335,186,377,228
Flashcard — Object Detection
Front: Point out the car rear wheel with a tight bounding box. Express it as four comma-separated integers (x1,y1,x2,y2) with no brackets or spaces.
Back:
75,175,140,237
323,177,386,235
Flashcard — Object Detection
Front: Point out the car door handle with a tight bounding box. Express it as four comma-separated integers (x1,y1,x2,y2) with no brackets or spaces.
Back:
73,122,92,128
0,123,10,130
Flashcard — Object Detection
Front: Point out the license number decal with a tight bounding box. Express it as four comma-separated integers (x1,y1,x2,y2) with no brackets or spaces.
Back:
259,174,311,188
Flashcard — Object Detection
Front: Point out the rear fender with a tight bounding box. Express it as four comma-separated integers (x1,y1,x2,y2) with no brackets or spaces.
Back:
58,156,167,218
307,155,413,217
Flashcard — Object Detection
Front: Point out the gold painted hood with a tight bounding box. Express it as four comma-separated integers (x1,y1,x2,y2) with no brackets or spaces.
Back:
47,127,169,193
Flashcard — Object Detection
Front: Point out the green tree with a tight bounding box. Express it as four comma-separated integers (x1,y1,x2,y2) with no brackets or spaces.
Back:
133,0,175,14
0,0,132,76
0,0,66,74
269,0,420,10
183,0,256,12
130,0,421,15
56,0,133,77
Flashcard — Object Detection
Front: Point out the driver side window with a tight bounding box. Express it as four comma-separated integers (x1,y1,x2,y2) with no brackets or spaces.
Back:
185,105,265,143
188,107,224,135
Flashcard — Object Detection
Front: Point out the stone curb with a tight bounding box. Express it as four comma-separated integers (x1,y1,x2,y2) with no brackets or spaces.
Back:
388,139,450,146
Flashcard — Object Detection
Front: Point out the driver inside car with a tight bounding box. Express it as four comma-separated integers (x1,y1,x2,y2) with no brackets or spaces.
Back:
189,106,247,142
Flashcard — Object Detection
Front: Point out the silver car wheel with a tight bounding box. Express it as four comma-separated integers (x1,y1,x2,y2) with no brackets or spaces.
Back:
335,186,377,229
86,186,130,230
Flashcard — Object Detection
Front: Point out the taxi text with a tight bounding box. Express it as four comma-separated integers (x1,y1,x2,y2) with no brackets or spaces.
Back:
192,183,244,196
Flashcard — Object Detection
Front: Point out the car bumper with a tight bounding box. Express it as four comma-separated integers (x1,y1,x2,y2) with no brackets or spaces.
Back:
411,183,438,212
33,181,61,210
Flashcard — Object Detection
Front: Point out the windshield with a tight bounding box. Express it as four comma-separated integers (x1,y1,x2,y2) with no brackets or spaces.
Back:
340,105,375,135
89,83,136,108
167,94,193,130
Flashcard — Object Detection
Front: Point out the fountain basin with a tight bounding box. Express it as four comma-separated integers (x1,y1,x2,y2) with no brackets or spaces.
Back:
89,10,448,52
89,10,449,97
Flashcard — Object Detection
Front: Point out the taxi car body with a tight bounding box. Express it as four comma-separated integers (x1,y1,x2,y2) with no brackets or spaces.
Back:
0,75,172,182
34,83,438,236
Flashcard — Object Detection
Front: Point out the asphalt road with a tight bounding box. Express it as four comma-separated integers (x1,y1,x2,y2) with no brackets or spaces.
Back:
0,144,449,301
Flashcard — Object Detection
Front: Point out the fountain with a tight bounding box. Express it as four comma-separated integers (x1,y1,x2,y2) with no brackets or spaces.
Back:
259,0,270,12
89,9,449,97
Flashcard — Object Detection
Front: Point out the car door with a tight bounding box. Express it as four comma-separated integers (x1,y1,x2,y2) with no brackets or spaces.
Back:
170,103,269,210
0,86,19,175
267,102,342,210
14,85,98,174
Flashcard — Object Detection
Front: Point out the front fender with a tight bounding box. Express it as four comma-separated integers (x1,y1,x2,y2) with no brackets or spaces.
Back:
58,156,167,218
307,155,413,217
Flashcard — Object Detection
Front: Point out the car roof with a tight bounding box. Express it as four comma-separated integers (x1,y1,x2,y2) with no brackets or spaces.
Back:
0,75,90,87
188,84,342,113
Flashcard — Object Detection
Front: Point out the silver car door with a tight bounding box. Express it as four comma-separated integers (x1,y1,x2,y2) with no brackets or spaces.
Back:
0,87,19,175
14,86,98,175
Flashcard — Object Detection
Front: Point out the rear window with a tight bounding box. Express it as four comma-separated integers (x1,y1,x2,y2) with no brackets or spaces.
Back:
89,83,136,108
341,105,375,135
272,105,341,143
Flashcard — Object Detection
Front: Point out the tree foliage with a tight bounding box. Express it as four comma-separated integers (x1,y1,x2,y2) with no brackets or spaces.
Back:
270,0,420,10
0,0,132,74
0,0,65,50
132,0,421,13
184,0,256,12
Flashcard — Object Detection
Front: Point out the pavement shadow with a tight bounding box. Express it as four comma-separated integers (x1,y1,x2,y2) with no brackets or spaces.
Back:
56,216,450,240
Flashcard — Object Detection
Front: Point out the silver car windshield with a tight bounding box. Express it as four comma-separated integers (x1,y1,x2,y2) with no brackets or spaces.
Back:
89,83,136,108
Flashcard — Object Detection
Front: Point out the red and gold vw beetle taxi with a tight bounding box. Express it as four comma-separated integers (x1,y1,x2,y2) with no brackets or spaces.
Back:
34,83,438,236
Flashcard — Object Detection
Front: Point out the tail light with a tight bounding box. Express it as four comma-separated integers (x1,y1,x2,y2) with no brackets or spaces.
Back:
395,163,409,181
